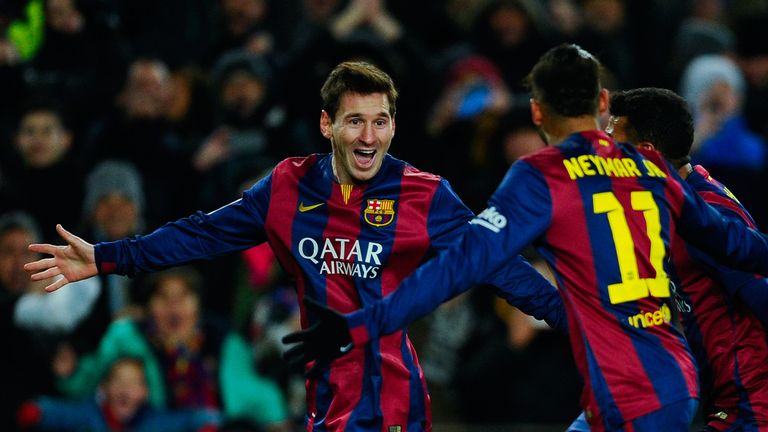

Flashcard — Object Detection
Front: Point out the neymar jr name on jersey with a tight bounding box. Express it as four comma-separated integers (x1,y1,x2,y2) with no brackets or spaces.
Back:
563,155,667,180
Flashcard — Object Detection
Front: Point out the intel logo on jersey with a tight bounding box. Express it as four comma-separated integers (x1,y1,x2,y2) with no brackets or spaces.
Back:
470,207,507,233
298,237,383,279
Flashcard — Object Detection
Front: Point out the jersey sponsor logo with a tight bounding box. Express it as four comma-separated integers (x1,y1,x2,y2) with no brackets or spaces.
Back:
388,427,402,432
298,237,383,279
562,155,667,180
470,206,507,233
627,303,672,329
298,201,325,212
364,199,395,227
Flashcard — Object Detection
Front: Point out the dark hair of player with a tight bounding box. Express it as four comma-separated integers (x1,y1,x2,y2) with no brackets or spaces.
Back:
610,87,694,167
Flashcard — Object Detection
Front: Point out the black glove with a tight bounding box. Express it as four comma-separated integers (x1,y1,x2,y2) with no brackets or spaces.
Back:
282,297,354,377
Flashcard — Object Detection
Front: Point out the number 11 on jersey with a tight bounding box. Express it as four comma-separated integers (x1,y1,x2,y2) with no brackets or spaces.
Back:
593,191,671,304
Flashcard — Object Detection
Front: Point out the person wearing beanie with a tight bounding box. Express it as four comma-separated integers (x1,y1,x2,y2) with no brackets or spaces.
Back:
680,54,764,169
680,54,768,227
82,160,146,242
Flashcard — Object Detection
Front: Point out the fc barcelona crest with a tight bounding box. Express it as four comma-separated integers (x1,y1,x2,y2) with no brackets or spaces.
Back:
364,199,396,227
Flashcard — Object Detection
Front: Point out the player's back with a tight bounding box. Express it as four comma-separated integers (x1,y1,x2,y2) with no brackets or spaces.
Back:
520,131,698,429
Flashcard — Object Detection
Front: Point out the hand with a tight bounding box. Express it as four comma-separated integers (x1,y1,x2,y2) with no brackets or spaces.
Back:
282,298,353,377
23,224,97,292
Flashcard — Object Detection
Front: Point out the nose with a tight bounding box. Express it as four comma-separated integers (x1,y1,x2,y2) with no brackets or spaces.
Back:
359,123,376,145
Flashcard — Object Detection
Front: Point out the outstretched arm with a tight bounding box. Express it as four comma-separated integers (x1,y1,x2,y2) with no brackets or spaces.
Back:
23,224,97,292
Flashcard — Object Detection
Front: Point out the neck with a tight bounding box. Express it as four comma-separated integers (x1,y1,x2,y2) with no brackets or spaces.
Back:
330,154,349,184
677,163,693,179
331,154,341,182
540,115,601,145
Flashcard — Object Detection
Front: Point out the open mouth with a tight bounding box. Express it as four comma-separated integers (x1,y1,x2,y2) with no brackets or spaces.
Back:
353,149,376,167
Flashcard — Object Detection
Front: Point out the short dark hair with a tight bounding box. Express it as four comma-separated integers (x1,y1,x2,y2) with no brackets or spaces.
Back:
609,88,694,164
526,43,601,117
320,61,398,121
139,266,203,305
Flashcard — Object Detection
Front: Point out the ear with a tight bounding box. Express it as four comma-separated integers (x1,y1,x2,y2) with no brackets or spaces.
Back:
530,99,543,126
390,113,396,138
320,110,332,139
598,89,609,116
637,141,656,151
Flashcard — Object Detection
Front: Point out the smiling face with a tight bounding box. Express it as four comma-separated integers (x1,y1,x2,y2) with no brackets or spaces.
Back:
321,92,395,184
103,359,148,422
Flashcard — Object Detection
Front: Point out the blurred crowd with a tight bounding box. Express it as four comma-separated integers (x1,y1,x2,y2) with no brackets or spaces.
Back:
1,0,768,430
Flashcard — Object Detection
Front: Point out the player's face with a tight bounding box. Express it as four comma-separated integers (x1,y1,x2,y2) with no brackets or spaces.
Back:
322,92,395,184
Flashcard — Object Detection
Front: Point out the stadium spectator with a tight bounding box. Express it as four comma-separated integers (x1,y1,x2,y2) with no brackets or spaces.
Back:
425,54,513,212
51,266,290,430
17,356,221,431
468,0,555,94
80,58,198,227
195,50,290,208
5,101,85,243
680,54,768,227
25,0,128,135
66,160,148,354
0,211,58,430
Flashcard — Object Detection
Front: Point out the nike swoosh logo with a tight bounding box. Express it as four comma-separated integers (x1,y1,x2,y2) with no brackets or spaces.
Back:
298,202,325,212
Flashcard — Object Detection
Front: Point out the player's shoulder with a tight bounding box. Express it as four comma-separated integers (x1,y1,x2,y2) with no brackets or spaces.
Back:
635,146,667,166
517,146,563,171
271,154,325,179
388,154,443,183
520,146,562,162
275,154,322,171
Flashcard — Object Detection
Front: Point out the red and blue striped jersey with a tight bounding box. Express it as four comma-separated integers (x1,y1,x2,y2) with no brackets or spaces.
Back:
669,165,768,429
95,153,564,432
345,131,768,431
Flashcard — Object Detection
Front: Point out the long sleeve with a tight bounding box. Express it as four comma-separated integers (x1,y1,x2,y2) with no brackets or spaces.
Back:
686,182,768,326
676,173,768,274
95,175,272,277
